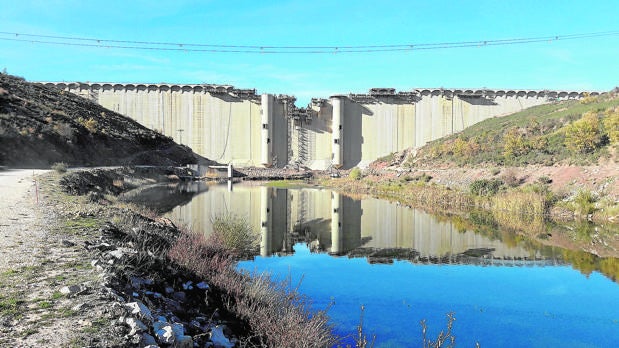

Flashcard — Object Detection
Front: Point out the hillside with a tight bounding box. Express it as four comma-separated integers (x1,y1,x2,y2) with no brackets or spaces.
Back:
0,74,197,167
406,90,619,168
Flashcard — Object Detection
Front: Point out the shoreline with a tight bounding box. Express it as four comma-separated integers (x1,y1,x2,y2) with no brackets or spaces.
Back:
1,164,618,345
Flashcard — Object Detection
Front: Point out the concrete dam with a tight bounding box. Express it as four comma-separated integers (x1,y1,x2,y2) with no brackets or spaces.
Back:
45,82,596,169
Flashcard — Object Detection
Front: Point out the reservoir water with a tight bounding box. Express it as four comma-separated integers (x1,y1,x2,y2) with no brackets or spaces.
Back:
143,182,619,347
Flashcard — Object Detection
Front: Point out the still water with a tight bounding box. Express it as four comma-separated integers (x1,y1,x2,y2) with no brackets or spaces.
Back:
153,182,619,347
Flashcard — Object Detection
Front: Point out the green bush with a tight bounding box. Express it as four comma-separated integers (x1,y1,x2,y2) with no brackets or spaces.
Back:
503,127,529,158
470,178,503,196
349,167,362,180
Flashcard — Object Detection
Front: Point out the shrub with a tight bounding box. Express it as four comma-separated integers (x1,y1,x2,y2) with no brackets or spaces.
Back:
421,312,457,348
210,214,258,255
417,173,432,183
470,178,503,196
491,190,546,233
573,189,596,216
564,112,602,153
603,108,619,144
77,117,98,133
51,162,68,173
579,92,598,105
168,228,336,347
537,176,552,184
349,167,362,180
503,127,529,158
500,168,521,187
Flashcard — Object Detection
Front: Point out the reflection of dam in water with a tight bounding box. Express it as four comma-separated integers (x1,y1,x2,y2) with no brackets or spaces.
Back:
170,184,561,263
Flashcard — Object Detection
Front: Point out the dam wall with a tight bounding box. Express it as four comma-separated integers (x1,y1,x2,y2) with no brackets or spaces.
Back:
45,82,596,169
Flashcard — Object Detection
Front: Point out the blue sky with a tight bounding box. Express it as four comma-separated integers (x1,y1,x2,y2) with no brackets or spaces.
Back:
1,0,618,105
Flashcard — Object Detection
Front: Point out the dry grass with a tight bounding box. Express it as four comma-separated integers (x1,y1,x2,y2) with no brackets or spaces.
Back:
168,226,337,347
491,191,547,234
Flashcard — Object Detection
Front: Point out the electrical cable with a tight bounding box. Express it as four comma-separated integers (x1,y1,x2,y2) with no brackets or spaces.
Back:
0,30,618,54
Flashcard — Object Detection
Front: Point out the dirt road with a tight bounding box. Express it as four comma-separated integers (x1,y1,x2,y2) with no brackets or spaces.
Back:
0,169,98,346
0,169,48,271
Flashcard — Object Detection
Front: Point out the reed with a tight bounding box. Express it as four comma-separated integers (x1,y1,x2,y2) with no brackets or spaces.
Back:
491,190,546,234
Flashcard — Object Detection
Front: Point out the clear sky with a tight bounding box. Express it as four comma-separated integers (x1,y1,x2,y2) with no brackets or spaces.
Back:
1,0,618,105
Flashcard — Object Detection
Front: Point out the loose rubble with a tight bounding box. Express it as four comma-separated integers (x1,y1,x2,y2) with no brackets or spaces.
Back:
83,219,241,347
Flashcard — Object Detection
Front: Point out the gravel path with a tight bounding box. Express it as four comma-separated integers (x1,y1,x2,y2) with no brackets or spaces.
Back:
0,169,109,347
0,169,48,272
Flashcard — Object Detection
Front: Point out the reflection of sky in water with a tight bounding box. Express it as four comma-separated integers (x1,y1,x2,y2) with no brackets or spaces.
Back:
238,243,619,347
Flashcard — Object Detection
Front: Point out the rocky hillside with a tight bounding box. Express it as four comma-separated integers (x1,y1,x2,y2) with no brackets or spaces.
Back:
0,74,197,167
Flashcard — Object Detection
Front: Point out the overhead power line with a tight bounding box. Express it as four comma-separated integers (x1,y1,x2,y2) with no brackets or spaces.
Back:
0,30,618,54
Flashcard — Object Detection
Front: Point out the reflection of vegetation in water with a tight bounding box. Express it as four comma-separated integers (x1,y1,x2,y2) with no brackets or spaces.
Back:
443,210,619,285
560,247,619,283
265,180,306,188
571,221,596,241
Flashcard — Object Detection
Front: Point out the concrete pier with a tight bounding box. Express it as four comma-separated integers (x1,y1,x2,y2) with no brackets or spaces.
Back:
260,94,274,167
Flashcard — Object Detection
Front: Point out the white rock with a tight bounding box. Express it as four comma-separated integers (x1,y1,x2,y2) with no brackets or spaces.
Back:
60,284,82,295
210,325,234,348
125,317,148,335
108,249,125,259
124,301,153,322
153,320,167,333
155,325,175,344
71,302,88,311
